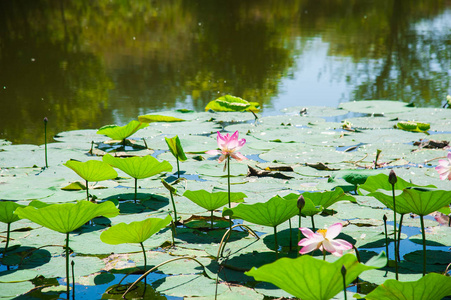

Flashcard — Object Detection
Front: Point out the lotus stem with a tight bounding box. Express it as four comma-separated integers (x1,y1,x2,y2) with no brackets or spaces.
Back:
274,226,278,259
352,245,361,263
44,117,48,168
322,249,326,261
122,256,209,298
227,156,232,231
85,180,89,201
341,265,347,300
71,260,75,300
391,183,398,280
65,232,70,299
140,242,147,272
169,190,177,223
297,214,301,257
134,178,138,204
216,224,259,260
397,214,404,262
170,221,176,246
420,215,426,276
210,210,214,230
176,157,180,179
289,218,292,251
383,215,389,260
311,215,316,232
3,223,11,257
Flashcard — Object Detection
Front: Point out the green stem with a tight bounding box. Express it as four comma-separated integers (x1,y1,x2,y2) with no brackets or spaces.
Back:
383,216,389,261
176,157,180,179
288,218,292,251
397,214,404,262
65,233,70,299
170,221,176,246
227,156,232,231
3,223,10,257
273,226,278,259
420,215,426,276
297,214,301,257
311,215,316,232
342,266,348,300
322,249,326,261
210,210,214,230
134,178,138,204
85,180,89,201
170,191,177,223
71,260,75,300
44,120,48,168
391,184,399,280
140,242,147,272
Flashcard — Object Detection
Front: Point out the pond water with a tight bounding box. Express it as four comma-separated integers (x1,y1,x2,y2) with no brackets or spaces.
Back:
1,0,450,145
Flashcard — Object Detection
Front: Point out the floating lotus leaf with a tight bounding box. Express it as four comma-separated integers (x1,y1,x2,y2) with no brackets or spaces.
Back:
369,188,451,216
64,160,118,182
222,195,298,227
165,135,187,161
397,121,430,132
363,273,451,300
0,269,38,283
205,95,259,112
245,252,387,300
97,120,148,140
103,154,172,179
358,173,436,195
183,190,246,211
100,214,171,244
138,114,184,123
333,169,384,187
15,201,119,233
0,201,25,224
339,100,415,114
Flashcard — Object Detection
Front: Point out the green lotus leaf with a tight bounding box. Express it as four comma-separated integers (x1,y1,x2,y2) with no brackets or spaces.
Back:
358,173,436,195
103,154,172,179
100,214,172,244
363,273,451,300
397,121,430,132
138,114,185,123
97,120,148,140
333,170,383,187
222,195,298,227
0,201,25,224
301,187,356,209
161,179,178,194
14,201,119,233
369,188,451,216
339,100,415,114
165,135,187,161
64,160,118,182
183,190,246,211
281,193,322,216
245,252,387,300
205,95,260,112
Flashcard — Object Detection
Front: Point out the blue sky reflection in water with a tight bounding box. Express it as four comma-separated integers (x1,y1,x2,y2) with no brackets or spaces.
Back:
0,0,450,144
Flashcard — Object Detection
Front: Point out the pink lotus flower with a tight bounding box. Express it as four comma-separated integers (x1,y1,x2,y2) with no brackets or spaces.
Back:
436,151,451,180
206,131,247,163
298,223,353,257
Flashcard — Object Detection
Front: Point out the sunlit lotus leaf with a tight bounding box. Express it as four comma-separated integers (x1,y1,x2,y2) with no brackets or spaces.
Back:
102,154,172,179
333,170,384,186
138,115,184,123
281,193,322,216
0,201,25,224
397,121,430,132
165,135,187,161
222,195,298,227
61,181,86,190
64,160,118,182
245,252,386,300
302,187,356,208
205,95,260,112
358,173,436,195
97,120,148,140
363,273,451,300
15,201,119,233
100,214,171,244
0,269,38,283
183,190,246,211
369,188,451,216
339,100,415,114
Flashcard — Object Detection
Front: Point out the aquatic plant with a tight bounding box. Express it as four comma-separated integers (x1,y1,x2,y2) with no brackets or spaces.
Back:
43,117,48,168
103,154,172,203
97,120,148,144
436,151,451,180
0,201,25,256
165,135,187,178
205,95,260,112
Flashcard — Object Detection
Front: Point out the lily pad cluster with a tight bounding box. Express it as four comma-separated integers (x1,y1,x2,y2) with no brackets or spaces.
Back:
1,101,451,299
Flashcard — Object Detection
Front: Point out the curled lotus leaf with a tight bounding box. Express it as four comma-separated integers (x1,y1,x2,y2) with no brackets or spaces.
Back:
363,273,451,300
97,120,148,141
245,252,386,300
223,195,298,227
14,201,119,234
183,189,246,211
0,201,25,224
165,135,187,161
205,95,260,112
64,160,118,182
138,114,184,123
103,154,172,179
358,173,436,195
300,187,356,209
100,214,172,244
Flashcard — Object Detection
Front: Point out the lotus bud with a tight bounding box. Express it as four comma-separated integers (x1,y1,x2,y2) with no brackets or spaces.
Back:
341,265,347,277
389,170,397,185
297,195,305,213
44,117,48,123
383,214,387,222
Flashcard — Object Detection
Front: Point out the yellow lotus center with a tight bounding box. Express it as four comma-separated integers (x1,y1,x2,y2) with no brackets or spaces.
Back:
317,229,327,238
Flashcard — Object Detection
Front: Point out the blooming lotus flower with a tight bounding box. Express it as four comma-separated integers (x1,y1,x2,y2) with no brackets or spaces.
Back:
298,223,353,257
206,131,247,163
436,151,451,180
